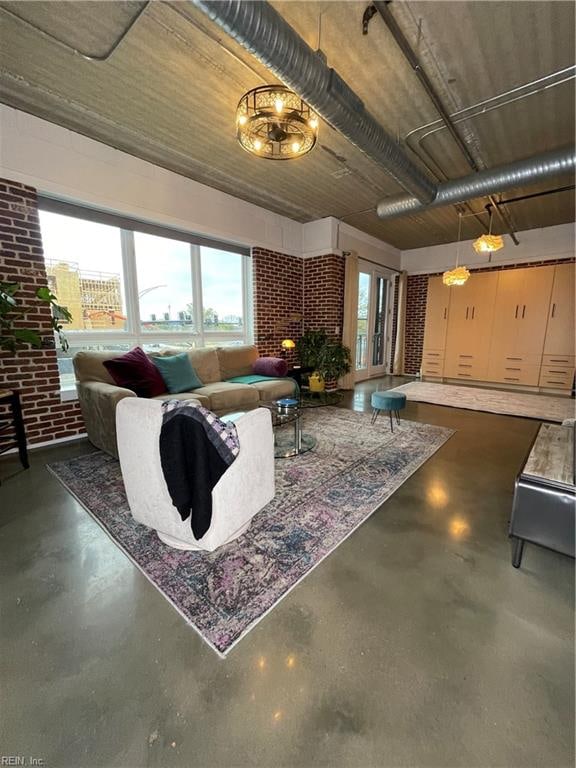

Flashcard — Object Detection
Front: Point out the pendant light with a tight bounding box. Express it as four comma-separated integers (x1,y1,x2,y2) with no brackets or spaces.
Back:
473,207,504,254
443,212,471,287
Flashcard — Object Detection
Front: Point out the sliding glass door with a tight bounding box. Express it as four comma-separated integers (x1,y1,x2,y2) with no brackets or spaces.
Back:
355,265,391,380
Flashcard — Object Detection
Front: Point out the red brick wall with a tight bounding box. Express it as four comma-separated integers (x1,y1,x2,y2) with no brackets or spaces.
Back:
252,248,303,366
402,258,576,376
303,254,345,340
0,179,84,446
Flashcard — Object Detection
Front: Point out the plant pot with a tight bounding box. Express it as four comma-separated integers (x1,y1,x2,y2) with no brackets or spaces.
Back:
308,372,325,392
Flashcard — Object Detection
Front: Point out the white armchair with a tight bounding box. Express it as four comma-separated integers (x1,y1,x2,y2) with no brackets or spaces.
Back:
116,399,275,552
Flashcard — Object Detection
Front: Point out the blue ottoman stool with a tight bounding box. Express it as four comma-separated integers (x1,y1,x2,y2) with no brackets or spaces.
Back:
371,390,407,432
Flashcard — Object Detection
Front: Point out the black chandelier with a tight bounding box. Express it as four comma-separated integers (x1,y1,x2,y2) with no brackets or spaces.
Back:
236,85,318,160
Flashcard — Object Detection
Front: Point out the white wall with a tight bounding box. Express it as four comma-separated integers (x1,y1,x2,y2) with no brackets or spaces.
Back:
401,222,575,274
0,105,304,256
0,105,402,264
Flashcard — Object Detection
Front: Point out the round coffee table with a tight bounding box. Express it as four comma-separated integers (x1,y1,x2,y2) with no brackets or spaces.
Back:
263,399,316,458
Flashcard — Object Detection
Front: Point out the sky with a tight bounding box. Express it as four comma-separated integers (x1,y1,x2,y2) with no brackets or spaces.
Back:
39,211,244,322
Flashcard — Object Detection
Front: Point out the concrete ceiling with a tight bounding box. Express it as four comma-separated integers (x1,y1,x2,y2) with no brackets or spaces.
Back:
0,0,574,250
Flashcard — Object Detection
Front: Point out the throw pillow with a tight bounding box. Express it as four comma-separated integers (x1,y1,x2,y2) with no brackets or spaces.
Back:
153,352,204,394
103,347,166,398
252,357,288,377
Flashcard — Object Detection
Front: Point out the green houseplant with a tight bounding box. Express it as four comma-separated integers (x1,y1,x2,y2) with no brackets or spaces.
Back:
1,281,72,354
295,329,351,392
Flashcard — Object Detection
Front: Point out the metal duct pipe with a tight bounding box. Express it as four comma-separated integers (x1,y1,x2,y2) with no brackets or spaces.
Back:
190,0,436,203
376,147,576,220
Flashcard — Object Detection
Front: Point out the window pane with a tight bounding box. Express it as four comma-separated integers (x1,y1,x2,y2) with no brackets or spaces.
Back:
356,272,370,370
200,247,244,333
57,343,131,390
135,233,196,333
39,211,126,331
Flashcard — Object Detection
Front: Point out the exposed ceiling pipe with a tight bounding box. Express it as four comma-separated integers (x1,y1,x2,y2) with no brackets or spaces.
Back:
189,0,437,204
371,1,519,243
376,147,576,220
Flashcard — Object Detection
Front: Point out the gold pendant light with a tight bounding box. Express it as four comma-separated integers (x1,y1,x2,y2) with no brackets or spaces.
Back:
473,208,504,254
443,212,470,287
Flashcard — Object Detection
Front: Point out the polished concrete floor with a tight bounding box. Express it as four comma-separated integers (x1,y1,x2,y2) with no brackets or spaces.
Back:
1,377,574,768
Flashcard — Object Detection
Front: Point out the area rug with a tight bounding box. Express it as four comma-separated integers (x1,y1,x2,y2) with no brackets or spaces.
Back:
48,407,452,657
391,381,574,423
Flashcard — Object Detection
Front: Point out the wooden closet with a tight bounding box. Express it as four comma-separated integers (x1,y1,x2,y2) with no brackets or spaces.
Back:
420,262,575,392
421,276,451,377
443,272,498,381
539,262,575,389
487,266,554,386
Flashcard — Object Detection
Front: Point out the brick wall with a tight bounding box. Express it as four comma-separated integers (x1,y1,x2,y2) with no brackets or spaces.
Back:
401,257,576,376
0,179,84,446
303,254,345,339
252,248,303,366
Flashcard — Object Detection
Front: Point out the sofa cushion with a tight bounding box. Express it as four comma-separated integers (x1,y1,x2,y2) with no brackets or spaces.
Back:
252,356,288,377
103,347,166,398
73,350,118,384
153,352,203,393
192,382,260,412
249,378,297,403
217,345,259,380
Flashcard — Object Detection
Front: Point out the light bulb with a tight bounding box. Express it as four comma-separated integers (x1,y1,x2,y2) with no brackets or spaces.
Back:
291,142,301,153
238,114,247,126
274,98,284,114
309,117,318,130
253,139,263,150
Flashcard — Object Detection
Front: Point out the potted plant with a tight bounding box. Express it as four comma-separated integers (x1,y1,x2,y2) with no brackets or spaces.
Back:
1,281,72,354
295,329,351,392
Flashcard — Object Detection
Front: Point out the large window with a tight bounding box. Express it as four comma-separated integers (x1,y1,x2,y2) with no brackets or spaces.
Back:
39,203,253,390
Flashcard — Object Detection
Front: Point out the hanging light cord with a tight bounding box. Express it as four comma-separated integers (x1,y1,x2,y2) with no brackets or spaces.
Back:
455,212,463,267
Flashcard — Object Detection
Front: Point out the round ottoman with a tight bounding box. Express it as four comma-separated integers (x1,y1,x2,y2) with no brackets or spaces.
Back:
370,390,407,432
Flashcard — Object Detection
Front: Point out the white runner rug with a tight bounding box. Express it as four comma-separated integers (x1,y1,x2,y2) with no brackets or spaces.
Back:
391,381,575,423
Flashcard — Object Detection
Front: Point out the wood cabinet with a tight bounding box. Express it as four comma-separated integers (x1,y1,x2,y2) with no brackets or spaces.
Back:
420,261,574,392
443,272,498,381
421,276,451,376
487,266,555,385
543,263,575,357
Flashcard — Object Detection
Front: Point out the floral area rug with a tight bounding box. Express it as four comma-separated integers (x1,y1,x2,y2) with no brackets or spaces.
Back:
48,407,453,656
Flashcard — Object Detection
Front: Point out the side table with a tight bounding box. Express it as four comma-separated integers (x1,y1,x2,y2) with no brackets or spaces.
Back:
0,389,29,483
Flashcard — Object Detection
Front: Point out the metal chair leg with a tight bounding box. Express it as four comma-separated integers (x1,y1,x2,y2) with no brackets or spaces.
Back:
389,410,394,432
371,408,379,425
395,410,401,425
512,537,525,568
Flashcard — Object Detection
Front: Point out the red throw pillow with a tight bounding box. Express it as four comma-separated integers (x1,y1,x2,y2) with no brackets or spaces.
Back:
252,357,288,377
103,347,166,398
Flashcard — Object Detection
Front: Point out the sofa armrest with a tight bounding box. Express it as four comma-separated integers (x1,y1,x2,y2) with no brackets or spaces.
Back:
77,381,136,457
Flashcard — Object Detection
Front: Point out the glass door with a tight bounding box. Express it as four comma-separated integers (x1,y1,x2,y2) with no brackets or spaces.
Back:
355,266,392,380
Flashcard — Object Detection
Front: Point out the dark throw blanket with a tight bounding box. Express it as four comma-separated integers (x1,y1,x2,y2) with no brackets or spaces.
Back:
159,400,240,540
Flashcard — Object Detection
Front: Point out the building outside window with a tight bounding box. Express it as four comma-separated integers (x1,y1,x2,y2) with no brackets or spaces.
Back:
38,204,253,391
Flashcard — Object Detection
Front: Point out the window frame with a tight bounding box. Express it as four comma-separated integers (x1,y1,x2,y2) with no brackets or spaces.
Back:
38,197,254,391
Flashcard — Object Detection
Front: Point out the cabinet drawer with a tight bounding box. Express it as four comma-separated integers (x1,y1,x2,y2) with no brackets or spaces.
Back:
444,362,486,380
422,349,445,361
422,361,444,376
488,362,541,386
542,355,575,367
500,353,543,365
539,366,575,389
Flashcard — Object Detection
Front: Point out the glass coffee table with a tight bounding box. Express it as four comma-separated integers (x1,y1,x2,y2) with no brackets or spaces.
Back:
262,398,316,458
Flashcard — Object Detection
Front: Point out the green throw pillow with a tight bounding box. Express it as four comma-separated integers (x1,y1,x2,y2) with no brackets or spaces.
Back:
153,353,203,394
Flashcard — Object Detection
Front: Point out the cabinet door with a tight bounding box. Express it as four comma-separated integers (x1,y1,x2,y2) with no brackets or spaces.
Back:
516,266,554,357
423,276,451,351
488,269,520,363
444,272,497,378
543,263,575,356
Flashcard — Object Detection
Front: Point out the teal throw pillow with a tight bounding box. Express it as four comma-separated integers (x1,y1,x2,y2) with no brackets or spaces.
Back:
153,352,203,394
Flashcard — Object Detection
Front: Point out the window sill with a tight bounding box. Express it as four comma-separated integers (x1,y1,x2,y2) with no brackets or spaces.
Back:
60,387,78,402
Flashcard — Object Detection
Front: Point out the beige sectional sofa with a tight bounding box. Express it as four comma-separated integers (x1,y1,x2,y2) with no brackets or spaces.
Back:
73,344,294,458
